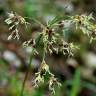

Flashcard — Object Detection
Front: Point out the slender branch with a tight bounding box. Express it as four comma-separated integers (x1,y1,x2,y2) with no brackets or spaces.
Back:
20,48,34,96
24,17,46,29
20,31,43,96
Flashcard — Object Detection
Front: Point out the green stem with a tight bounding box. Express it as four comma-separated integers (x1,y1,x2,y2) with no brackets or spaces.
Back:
24,17,46,29
20,31,43,96
20,48,34,96
42,44,46,62
42,50,45,62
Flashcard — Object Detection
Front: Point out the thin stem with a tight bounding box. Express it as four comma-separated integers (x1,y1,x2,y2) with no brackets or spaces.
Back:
24,17,46,29
42,49,45,62
20,48,34,96
42,43,46,62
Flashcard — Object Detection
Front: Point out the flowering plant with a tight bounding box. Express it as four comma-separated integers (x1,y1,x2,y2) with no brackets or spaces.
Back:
5,12,96,95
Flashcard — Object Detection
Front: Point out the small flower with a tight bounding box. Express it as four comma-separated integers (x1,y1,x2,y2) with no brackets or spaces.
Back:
23,39,35,47
70,14,94,36
39,60,52,76
58,40,70,55
23,38,39,55
91,31,96,38
89,30,96,43
58,40,79,56
48,75,61,94
7,29,20,40
33,60,53,88
5,12,15,25
58,20,64,28
34,72,44,87
68,43,79,57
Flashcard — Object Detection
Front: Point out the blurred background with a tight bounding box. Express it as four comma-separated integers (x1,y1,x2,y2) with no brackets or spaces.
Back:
0,0,96,96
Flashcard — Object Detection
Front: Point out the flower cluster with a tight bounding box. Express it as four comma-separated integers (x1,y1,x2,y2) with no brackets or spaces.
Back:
70,13,96,42
5,12,96,95
40,26,60,54
48,75,61,94
33,60,61,94
5,12,28,40
34,61,50,87
58,40,79,56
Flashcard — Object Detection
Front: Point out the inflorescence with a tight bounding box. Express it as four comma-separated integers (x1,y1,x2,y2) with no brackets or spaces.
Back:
5,12,96,94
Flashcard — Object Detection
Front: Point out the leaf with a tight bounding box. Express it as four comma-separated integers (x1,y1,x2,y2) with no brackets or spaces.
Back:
48,16,64,27
70,68,81,96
